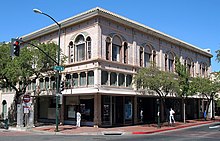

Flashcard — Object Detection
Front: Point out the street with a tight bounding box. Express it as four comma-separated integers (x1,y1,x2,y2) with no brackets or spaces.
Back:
0,122,219,141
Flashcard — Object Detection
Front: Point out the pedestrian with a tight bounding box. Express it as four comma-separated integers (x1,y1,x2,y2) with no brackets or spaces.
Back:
169,108,175,124
76,111,81,127
204,110,207,121
140,109,143,122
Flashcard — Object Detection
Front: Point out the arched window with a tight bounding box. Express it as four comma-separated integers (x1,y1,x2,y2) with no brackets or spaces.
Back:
72,73,78,87
101,71,108,85
165,54,168,71
140,47,143,67
112,36,122,62
165,52,175,72
80,72,86,86
110,72,117,86
106,37,111,60
86,37,91,59
144,45,152,67
75,35,85,61
152,51,156,67
124,42,128,64
2,100,7,119
126,75,132,87
45,77,49,90
168,53,175,72
39,78,44,90
88,71,94,85
68,41,74,63
119,73,125,86
200,63,207,77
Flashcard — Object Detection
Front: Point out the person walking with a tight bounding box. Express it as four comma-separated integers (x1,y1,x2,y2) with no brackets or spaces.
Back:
204,110,207,121
169,108,175,124
76,111,81,127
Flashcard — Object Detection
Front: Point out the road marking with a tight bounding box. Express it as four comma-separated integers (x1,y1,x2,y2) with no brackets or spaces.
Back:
209,125,220,129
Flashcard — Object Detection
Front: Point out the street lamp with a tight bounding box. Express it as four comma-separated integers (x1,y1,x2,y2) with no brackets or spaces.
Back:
33,8,61,132
156,98,160,128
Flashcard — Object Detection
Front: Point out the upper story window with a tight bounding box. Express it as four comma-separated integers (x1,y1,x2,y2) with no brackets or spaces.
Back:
105,35,128,64
144,45,152,67
200,63,208,77
112,36,122,62
185,58,195,77
69,41,74,63
140,47,143,66
165,52,175,72
75,35,85,61
140,45,155,67
124,42,128,64
68,34,92,63
86,37,92,59
106,37,111,60
152,51,156,67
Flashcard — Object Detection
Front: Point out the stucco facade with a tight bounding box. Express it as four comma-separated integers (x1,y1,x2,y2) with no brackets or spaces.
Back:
1,7,212,126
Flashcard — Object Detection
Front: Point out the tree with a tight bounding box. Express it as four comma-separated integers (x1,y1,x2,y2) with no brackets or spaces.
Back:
189,76,220,119
0,41,66,122
175,57,190,123
134,66,179,121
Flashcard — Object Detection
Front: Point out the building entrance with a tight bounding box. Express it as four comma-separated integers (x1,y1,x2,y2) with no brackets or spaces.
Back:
112,96,124,125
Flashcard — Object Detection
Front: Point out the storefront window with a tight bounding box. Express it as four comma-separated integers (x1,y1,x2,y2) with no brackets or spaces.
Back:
80,97,94,122
65,96,79,120
102,96,111,125
124,97,133,123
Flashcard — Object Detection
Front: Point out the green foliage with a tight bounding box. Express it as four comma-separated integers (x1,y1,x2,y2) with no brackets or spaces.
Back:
175,57,190,98
134,66,179,97
189,77,220,97
190,76,220,116
0,41,67,102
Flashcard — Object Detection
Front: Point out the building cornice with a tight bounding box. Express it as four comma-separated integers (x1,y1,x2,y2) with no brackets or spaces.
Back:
22,7,212,58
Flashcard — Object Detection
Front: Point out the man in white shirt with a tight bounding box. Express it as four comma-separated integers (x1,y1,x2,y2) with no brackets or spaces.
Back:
76,111,81,127
169,108,175,124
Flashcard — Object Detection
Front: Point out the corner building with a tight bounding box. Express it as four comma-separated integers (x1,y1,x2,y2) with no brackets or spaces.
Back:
20,7,212,127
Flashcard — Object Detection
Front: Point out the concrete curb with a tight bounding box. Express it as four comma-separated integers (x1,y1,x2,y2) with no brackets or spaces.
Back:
132,121,213,134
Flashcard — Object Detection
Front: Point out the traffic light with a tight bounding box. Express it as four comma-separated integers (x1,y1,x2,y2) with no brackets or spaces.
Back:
11,39,20,57
60,81,64,92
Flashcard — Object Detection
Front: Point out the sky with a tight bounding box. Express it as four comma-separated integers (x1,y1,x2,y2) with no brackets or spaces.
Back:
0,0,220,72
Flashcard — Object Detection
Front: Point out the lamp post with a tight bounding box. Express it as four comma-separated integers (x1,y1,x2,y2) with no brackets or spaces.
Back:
33,9,61,132
156,98,160,128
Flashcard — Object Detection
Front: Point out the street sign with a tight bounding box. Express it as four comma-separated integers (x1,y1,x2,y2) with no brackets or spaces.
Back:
53,66,64,71
23,94,31,103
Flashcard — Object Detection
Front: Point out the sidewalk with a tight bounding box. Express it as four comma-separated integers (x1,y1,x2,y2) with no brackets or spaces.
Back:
29,118,220,135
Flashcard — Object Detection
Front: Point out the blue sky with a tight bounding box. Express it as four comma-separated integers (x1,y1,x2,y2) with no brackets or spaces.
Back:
1,0,220,72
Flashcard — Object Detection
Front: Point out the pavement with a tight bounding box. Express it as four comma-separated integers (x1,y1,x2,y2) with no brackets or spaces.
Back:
6,117,220,135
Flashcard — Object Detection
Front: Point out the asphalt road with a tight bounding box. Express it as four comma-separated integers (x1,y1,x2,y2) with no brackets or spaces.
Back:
0,122,219,141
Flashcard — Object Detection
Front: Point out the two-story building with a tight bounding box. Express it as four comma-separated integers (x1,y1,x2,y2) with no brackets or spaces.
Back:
1,7,212,127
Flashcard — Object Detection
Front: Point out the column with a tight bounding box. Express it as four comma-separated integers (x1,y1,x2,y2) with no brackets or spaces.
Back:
94,94,101,127
85,71,88,86
108,72,110,86
116,73,119,86
133,96,138,124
